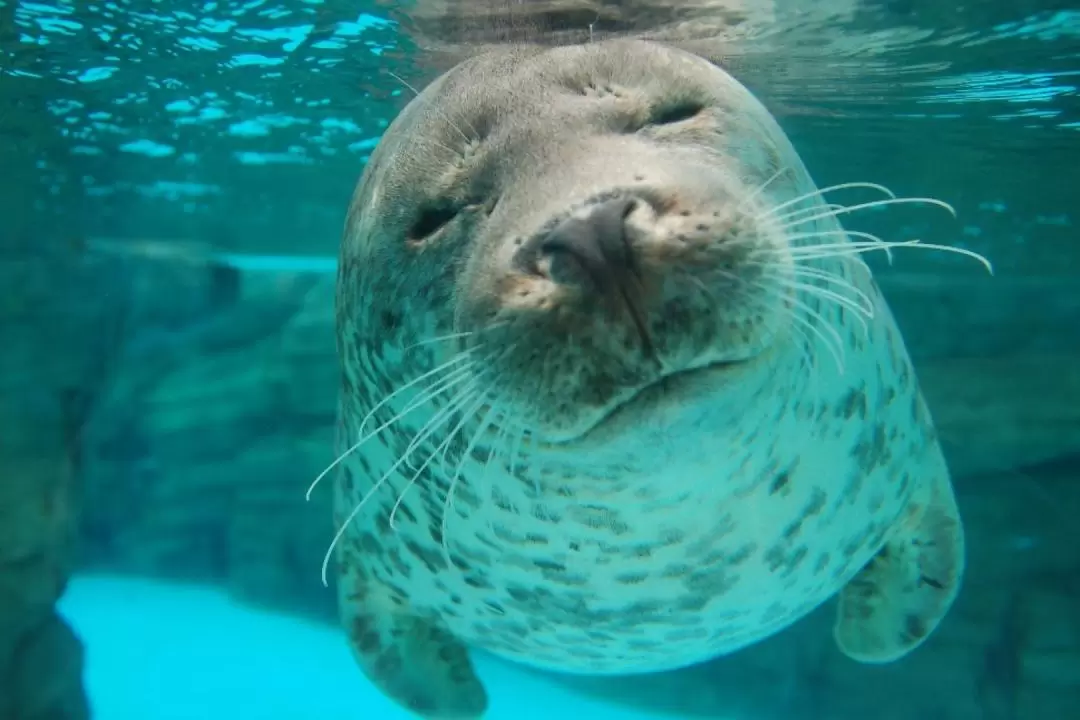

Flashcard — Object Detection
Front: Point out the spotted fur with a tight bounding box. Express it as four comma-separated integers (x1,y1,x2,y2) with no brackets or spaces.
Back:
332,39,964,718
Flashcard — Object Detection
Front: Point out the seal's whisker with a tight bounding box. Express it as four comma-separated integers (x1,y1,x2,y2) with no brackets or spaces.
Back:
404,331,474,351
751,282,825,421
400,370,485,471
389,390,501,531
789,239,993,273
448,396,504,487
321,386,473,586
776,196,958,232
790,295,847,375
789,280,871,339
387,70,479,144
789,265,877,317
403,323,512,353
351,366,472,478
768,202,844,226
362,347,511,474
320,380,478,586
762,182,897,220
306,360,474,502
436,392,499,573
739,166,790,208
748,278,844,374
436,347,519,478
785,228,896,264
767,284,846,375
750,261,877,319
389,436,448,531
358,351,475,435
308,436,366,503
477,414,511,538
788,277,873,320
403,379,483,469
771,294,824,436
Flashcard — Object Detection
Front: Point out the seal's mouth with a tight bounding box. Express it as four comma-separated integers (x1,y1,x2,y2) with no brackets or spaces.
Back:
550,357,751,446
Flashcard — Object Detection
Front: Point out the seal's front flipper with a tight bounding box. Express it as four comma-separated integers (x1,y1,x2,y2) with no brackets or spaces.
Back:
339,569,487,719
833,468,964,663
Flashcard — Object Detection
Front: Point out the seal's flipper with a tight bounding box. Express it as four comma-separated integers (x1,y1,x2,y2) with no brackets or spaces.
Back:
833,470,964,663
340,570,487,719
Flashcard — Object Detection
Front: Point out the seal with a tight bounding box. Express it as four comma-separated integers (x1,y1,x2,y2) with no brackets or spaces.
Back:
324,38,986,719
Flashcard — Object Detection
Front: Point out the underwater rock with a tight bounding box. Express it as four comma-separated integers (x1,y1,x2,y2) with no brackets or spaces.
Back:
3,610,90,720
0,250,113,719
80,269,339,620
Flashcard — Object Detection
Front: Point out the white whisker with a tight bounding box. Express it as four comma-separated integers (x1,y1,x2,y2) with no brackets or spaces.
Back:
777,196,957,232
435,391,497,572
785,228,896,263
770,202,844,226
306,364,476,502
388,70,477,143
358,352,474,435
790,278,873,319
789,266,877,316
403,331,474,351
764,182,896,220
740,166,789,208
789,239,993,273
320,382,485,585
402,379,482,467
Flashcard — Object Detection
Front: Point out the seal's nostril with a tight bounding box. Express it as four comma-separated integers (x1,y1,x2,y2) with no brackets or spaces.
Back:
515,196,654,355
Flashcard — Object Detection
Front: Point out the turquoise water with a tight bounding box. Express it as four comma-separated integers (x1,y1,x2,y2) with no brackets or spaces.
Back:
3,1,1079,719
60,575,683,720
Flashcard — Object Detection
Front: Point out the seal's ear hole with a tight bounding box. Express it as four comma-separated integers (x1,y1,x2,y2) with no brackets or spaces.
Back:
409,204,458,242
651,102,705,126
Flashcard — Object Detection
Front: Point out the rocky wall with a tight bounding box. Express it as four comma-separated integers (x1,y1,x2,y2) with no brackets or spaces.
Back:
0,249,111,720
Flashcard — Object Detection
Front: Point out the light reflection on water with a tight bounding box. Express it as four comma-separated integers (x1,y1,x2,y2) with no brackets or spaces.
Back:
0,1,1075,266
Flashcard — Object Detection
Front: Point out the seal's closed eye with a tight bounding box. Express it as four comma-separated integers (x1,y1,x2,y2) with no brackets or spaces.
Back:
651,101,705,125
409,203,458,243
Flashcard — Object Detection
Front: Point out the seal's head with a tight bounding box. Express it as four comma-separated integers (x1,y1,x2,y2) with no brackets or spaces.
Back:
341,39,797,447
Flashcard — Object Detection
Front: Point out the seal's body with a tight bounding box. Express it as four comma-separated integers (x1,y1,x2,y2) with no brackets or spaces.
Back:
332,39,965,718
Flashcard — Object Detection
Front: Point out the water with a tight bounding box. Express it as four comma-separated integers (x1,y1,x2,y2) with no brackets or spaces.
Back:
1,1,1078,719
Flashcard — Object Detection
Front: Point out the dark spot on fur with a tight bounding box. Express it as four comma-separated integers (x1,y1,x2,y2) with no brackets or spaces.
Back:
920,574,945,590
356,629,381,653
904,613,927,640
838,387,868,420
727,543,756,566
357,454,373,476
380,310,400,331
769,471,790,495
373,646,402,676
616,571,648,585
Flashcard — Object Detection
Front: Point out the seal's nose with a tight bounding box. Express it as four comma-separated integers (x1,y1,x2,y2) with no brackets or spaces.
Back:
538,196,639,292
517,196,654,354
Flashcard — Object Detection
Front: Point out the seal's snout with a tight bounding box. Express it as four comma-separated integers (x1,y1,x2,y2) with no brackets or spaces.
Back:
515,197,654,353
